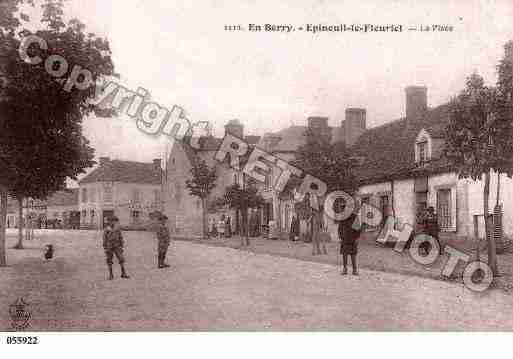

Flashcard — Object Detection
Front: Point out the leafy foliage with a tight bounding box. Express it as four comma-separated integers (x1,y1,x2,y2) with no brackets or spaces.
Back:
291,128,358,195
0,0,115,249
223,183,264,212
0,0,115,199
185,159,217,200
444,73,513,180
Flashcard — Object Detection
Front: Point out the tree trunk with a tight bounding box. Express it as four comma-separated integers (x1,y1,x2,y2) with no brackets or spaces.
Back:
14,197,23,249
201,197,208,239
484,171,498,276
0,187,7,266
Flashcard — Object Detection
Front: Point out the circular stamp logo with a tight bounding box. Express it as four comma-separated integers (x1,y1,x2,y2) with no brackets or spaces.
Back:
9,298,31,331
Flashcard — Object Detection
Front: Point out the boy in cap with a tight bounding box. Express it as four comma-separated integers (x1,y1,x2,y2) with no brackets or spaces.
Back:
103,216,130,280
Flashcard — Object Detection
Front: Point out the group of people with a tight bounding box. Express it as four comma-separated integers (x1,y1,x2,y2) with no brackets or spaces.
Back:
209,214,232,238
102,213,171,280
100,204,440,280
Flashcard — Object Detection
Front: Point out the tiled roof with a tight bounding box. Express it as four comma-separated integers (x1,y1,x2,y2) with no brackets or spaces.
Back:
46,189,79,206
180,104,451,186
79,159,162,185
258,126,307,152
352,103,451,184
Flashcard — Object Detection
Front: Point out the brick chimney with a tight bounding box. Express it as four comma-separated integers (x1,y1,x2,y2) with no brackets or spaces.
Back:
153,158,162,171
99,157,110,165
405,86,428,122
224,119,244,138
343,108,366,146
307,116,331,141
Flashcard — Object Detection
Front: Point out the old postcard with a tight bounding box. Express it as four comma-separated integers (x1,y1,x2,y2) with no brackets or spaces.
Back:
1,0,513,355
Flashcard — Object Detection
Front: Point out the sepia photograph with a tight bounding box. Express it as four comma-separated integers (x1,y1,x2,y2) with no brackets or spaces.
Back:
1,0,513,355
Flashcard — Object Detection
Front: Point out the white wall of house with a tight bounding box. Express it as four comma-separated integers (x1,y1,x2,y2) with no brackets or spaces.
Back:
466,172,513,238
79,181,161,228
164,143,202,236
78,183,103,228
353,170,513,240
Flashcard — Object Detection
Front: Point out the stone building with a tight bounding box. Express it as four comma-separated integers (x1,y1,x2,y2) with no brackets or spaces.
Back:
164,120,260,236
78,157,163,229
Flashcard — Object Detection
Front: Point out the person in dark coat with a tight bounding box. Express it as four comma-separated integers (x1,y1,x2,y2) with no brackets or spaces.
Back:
422,206,441,255
225,216,232,238
338,212,361,275
156,215,171,268
289,214,300,241
249,210,258,237
103,216,130,280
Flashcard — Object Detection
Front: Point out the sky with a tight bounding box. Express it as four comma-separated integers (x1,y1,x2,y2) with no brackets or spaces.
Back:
19,0,513,174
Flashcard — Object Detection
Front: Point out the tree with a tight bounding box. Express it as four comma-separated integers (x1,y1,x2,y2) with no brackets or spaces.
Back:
185,158,218,239
0,0,115,255
223,181,264,247
444,71,513,277
291,128,358,254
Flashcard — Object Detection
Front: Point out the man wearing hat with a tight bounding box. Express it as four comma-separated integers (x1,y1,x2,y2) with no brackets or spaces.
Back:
422,206,441,255
103,216,130,280
156,215,171,268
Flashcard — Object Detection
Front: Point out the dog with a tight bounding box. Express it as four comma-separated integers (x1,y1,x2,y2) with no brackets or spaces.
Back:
43,244,54,260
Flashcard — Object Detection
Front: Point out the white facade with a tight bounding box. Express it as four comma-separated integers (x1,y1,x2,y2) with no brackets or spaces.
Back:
354,170,513,240
78,182,161,228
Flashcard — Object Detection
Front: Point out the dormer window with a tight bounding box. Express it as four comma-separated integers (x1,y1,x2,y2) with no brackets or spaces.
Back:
415,129,432,164
417,141,427,163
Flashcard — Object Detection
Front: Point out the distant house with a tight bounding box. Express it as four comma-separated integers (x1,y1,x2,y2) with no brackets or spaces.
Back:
351,85,513,240
6,196,18,229
6,189,79,229
78,157,163,229
45,189,80,229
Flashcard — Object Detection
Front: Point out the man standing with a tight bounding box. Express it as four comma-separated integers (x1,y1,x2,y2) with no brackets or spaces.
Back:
423,206,441,255
103,216,130,280
218,214,226,239
338,212,361,275
156,215,171,268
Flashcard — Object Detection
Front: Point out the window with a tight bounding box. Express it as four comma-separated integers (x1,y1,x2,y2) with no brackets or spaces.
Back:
90,209,95,224
81,209,86,218
415,130,432,164
89,188,96,202
264,172,272,190
81,188,87,203
103,185,113,203
131,210,140,224
417,141,427,163
132,188,140,202
234,173,239,185
437,189,452,230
